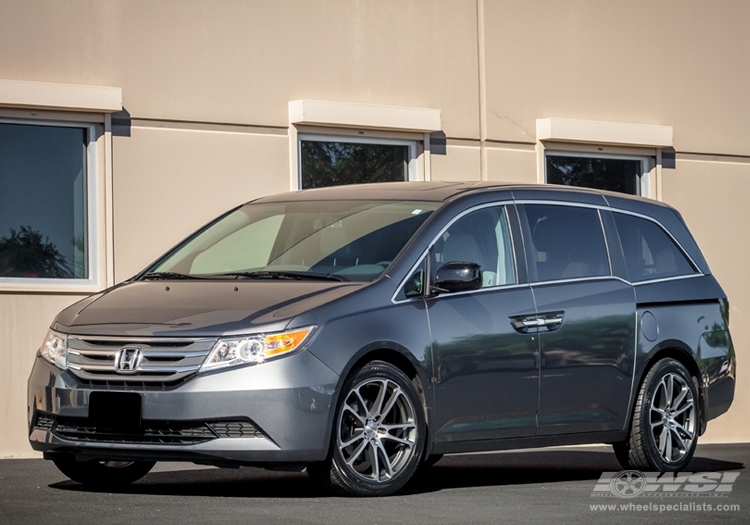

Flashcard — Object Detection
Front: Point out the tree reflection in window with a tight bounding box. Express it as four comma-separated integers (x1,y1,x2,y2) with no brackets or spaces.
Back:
0,226,71,278
0,122,87,280
301,140,409,189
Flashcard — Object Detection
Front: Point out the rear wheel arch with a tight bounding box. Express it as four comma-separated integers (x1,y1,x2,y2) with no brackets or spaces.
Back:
639,344,706,435
615,357,700,471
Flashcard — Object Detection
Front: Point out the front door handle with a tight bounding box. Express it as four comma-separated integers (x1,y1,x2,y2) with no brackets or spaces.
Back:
510,312,564,333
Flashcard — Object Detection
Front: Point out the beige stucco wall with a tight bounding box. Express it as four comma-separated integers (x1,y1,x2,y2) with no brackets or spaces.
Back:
483,0,750,155
662,158,750,443
0,295,85,456
112,124,290,281
0,1,749,456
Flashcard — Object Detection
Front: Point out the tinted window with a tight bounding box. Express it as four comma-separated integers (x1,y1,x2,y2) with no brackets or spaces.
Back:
0,123,88,279
613,213,697,282
525,205,609,281
431,206,516,288
546,155,643,196
300,140,409,188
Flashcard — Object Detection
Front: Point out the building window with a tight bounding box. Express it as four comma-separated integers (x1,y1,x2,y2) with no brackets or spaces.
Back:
545,152,649,196
0,120,97,285
299,134,417,189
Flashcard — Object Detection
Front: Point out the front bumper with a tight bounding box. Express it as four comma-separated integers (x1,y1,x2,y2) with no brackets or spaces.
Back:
27,350,339,465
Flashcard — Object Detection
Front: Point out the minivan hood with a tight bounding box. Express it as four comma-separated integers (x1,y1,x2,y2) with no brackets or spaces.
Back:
53,280,364,337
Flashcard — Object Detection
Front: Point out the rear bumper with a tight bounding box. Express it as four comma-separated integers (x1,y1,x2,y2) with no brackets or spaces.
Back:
27,350,339,465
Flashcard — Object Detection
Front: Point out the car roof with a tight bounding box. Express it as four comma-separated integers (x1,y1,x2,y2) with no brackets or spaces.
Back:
250,180,709,275
253,181,672,211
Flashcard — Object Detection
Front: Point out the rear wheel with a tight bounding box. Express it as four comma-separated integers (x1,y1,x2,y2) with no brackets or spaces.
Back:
53,459,155,487
310,361,425,496
614,358,699,472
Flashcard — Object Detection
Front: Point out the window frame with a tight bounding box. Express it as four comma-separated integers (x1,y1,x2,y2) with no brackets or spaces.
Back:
0,117,102,291
297,133,419,190
610,209,702,284
518,201,613,284
544,150,652,198
392,201,524,303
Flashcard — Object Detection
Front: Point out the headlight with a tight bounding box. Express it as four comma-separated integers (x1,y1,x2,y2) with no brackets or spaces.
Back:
200,326,315,372
40,329,68,370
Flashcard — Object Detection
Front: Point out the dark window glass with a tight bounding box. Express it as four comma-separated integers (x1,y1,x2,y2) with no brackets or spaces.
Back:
300,140,409,189
547,155,641,195
430,206,516,288
613,213,696,282
526,205,609,281
0,123,87,279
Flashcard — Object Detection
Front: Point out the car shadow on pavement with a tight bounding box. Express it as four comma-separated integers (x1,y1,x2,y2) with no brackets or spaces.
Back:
405,449,745,495
48,449,744,499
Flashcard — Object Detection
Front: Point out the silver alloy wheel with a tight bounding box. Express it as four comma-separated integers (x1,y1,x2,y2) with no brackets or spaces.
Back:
649,371,696,463
337,377,418,483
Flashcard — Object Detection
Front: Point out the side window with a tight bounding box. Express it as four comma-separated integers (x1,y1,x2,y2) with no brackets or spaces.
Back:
613,213,697,282
525,204,610,281
431,206,516,288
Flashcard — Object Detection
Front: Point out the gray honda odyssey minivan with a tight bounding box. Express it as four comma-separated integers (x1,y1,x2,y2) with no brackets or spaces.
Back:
28,182,735,496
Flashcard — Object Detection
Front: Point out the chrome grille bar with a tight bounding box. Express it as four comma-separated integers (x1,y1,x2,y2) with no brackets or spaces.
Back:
66,336,216,383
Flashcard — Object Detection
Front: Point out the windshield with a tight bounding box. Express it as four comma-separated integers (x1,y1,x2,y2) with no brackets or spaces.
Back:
149,200,440,282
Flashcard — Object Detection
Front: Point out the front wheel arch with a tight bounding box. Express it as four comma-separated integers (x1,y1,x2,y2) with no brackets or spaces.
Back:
322,345,433,458
309,360,427,496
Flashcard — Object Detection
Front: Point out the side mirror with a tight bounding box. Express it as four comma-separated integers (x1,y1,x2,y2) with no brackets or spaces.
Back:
433,262,482,294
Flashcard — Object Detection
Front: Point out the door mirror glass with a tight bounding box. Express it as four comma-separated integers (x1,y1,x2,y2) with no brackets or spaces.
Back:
433,262,482,294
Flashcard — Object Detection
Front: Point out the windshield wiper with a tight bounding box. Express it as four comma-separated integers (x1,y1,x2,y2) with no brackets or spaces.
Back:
140,271,203,280
215,270,350,282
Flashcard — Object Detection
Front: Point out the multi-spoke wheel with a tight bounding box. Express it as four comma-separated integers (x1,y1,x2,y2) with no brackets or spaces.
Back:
53,458,155,487
309,361,425,496
613,358,699,472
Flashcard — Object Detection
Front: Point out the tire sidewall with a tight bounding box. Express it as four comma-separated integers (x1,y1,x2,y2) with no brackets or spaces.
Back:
330,361,426,496
639,359,699,471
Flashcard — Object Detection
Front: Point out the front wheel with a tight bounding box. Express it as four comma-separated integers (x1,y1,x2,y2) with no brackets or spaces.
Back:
614,358,699,472
310,361,426,496
53,459,155,487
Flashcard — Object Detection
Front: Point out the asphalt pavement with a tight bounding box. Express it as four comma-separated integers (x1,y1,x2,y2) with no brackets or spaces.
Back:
0,444,747,525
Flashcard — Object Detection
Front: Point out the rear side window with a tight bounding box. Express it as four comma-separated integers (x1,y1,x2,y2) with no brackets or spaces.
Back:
613,213,697,282
525,204,610,281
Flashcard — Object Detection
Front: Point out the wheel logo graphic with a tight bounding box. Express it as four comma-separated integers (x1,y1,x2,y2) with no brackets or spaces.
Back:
610,470,647,498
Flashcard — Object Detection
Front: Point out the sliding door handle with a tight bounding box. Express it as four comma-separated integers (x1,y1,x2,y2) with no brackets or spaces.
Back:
510,312,564,333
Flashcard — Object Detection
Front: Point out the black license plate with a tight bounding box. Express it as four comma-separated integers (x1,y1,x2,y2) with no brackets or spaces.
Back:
88,392,142,430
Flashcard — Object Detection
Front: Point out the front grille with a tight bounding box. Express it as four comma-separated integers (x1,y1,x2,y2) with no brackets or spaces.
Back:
74,379,188,391
66,335,216,384
208,421,266,438
35,412,265,445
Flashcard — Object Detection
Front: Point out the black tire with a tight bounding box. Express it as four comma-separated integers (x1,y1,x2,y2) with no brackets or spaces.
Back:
53,459,155,487
614,358,699,472
310,361,426,496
